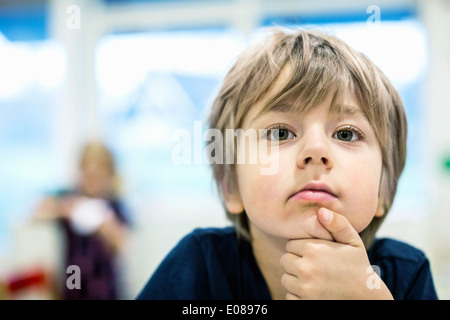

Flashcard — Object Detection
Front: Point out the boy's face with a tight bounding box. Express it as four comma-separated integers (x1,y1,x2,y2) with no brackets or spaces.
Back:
225,68,384,241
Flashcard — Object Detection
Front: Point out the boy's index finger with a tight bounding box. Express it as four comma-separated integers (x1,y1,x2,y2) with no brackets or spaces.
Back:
317,207,363,248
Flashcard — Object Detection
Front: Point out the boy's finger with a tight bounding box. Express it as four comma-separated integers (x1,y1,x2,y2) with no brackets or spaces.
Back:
317,207,363,247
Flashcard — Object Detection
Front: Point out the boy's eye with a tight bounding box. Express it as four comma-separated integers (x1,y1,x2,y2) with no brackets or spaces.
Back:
335,130,354,141
267,128,295,141
332,126,365,142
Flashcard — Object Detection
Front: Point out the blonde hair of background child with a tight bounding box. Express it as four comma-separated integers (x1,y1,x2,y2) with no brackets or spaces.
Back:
78,140,122,197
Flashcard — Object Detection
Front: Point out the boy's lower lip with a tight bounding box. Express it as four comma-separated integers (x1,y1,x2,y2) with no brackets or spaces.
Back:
292,190,337,202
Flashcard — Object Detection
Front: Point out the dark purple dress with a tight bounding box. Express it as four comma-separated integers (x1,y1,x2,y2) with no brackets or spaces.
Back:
56,190,128,300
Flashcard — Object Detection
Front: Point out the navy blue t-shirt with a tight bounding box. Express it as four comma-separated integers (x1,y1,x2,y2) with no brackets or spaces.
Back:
136,227,438,300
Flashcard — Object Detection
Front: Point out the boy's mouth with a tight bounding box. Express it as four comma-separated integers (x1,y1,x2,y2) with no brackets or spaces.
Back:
290,182,338,202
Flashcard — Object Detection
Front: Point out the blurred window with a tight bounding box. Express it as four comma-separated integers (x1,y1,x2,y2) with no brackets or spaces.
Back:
96,28,246,217
0,35,66,253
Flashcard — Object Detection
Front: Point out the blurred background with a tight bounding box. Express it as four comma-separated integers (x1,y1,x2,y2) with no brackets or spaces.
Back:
0,0,449,299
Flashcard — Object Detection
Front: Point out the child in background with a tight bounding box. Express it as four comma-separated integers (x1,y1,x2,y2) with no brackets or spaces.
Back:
33,140,129,299
136,28,438,299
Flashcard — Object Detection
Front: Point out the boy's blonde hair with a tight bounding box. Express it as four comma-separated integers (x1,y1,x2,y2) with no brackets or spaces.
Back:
208,28,407,248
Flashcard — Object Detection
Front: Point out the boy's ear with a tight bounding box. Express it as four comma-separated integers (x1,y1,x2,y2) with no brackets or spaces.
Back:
222,179,244,214
374,198,385,218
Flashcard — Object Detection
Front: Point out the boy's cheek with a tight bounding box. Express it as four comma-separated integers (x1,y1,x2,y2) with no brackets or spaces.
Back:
343,192,380,233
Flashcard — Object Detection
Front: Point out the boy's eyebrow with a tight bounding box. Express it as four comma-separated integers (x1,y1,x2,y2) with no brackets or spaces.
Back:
250,103,366,125
334,104,367,119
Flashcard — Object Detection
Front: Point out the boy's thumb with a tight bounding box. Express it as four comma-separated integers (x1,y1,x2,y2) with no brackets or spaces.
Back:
317,207,363,247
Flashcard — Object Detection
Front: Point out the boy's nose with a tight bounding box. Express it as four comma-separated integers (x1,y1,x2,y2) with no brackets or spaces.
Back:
303,156,330,166
297,136,333,170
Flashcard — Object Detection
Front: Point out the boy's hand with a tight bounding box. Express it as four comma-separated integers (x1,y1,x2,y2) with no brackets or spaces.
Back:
280,208,393,300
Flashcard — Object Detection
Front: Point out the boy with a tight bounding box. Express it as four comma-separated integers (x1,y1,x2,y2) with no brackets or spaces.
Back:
137,28,437,299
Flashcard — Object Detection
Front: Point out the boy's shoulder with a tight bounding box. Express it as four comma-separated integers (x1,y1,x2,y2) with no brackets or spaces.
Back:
368,237,427,263
368,237,438,299
189,225,237,238
181,226,238,251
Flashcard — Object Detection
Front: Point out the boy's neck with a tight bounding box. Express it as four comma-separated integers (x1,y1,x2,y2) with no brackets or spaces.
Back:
249,224,287,300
